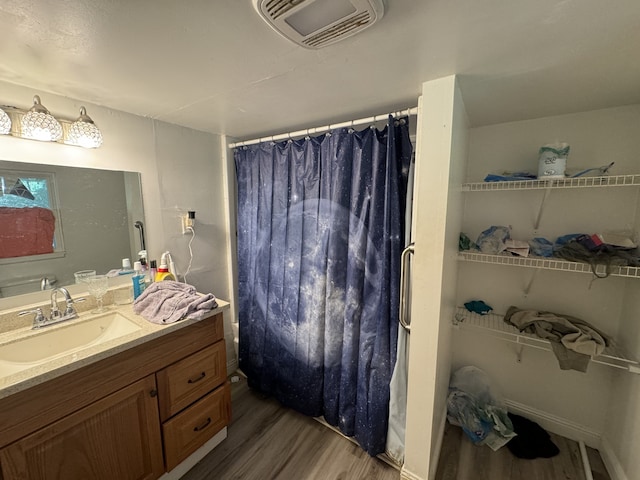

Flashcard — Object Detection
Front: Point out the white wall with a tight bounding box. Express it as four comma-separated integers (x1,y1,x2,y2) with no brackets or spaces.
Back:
403,75,469,480
601,196,640,480
0,81,236,367
456,104,640,477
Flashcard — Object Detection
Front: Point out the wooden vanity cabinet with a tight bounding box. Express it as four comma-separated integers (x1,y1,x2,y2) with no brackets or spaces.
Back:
0,312,230,480
0,375,164,480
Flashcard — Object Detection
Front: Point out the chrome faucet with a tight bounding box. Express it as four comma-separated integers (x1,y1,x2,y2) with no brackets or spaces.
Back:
19,288,84,329
50,287,77,322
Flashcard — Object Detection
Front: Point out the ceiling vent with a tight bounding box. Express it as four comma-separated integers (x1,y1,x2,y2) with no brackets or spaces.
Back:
253,0,384,49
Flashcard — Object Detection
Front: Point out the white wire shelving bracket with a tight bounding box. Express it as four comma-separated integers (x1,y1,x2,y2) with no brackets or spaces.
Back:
453,307,640,372
461,174,640,192
458,252,640,279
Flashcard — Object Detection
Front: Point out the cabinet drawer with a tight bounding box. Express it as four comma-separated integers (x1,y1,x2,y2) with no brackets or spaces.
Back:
162,382,231,472
157,341,227,421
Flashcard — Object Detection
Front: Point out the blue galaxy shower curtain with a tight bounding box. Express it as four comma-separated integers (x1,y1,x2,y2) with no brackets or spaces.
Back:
235,117,412,455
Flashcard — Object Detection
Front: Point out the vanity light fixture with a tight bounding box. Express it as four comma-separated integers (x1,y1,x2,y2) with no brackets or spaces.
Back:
67,106,103,148
0,95,104,148
20,95,63,142
0,107,11,135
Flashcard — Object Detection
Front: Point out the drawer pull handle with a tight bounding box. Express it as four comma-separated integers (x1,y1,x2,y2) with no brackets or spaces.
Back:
194,417,212,432
149,389,158,397
187,372,206,384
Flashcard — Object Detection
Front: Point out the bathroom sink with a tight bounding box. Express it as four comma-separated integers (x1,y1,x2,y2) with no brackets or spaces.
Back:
0,312,142,378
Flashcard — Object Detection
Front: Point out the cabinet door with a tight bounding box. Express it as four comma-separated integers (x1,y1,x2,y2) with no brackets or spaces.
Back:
0,375,164,480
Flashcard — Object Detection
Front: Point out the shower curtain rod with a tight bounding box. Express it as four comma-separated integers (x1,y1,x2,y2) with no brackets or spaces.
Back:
229,106,418,148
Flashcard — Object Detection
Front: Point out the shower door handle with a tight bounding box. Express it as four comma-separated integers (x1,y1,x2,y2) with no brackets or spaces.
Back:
399,243,414,333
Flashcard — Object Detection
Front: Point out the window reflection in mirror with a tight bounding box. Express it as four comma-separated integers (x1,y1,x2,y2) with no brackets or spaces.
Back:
0,161,144,298
0,170,64,259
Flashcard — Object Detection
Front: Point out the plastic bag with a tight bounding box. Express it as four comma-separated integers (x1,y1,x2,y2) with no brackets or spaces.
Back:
538,143,570,179
476,226,511,254
528,237,554,257
446,366,515,451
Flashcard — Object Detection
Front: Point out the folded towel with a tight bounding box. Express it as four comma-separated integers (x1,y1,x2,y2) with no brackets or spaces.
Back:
133,280,217,324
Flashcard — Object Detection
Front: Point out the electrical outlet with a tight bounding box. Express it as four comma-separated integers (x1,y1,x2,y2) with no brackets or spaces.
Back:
181,211,195,234
181,214,190,234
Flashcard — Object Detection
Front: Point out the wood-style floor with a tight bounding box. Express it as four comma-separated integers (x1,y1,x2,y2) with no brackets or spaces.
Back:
182,375,610,480
435,422,611,480
181,375,400,480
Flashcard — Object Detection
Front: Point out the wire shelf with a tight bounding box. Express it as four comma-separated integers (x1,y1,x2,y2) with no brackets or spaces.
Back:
462,174,640,192
453,307,639,371
458,252,640,279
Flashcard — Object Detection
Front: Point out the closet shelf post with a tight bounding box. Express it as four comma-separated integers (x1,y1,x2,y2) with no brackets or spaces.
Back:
516,343,524,363
534,184,553,231
523,269,539,296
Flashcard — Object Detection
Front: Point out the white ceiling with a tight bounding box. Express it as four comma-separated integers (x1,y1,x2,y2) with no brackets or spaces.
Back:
1,0,639,141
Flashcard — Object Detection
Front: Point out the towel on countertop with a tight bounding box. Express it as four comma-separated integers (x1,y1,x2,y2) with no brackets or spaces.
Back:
133,280,217,324
504,306,609,372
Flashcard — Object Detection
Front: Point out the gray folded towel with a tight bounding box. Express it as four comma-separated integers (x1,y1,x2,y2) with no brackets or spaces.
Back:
133,280,217,324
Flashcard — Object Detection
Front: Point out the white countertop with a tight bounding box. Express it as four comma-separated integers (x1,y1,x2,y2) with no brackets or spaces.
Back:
0,299,230,400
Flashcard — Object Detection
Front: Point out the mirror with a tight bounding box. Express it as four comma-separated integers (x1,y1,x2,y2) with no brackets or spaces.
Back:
0,160,144,298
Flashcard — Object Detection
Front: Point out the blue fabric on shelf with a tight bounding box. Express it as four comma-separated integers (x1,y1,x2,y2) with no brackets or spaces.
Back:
464,300,493,315
234,117,412,456
484,172,537,182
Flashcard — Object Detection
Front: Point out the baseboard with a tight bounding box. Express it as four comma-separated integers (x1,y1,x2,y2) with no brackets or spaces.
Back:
400,467,425,480
504,399,601,449
599,436,629,480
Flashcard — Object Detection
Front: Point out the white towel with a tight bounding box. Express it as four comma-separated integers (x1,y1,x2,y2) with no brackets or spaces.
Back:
133,280,217,324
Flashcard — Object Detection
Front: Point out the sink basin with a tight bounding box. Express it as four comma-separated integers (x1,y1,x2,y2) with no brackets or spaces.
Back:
0,312,142,378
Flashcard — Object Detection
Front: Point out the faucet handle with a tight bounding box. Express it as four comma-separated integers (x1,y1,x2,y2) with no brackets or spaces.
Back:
63,297,85,316
19,308,47,328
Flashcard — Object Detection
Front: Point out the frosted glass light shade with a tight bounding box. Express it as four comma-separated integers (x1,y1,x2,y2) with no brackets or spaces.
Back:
67,107,103,148
20,96,62,141
0,108,10,135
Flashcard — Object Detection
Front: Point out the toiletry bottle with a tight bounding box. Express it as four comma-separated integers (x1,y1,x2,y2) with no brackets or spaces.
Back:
155,253,176,281
119,258,135,275
149,259,158,283
132,261,147,299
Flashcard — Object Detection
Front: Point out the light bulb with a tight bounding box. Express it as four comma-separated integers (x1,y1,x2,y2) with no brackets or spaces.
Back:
67,106,103,148
21,95,62,141
0,107,11,135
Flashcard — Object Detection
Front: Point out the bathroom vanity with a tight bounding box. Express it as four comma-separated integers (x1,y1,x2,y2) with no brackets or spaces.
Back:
0,300,230,480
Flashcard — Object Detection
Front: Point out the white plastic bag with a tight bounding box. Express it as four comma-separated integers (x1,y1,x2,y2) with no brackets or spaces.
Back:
447,366,516,451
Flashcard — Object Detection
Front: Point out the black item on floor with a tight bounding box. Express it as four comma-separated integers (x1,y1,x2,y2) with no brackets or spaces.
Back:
506,413,560,459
